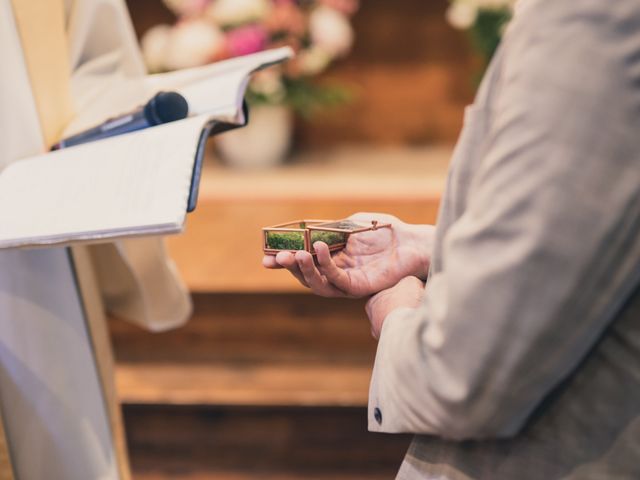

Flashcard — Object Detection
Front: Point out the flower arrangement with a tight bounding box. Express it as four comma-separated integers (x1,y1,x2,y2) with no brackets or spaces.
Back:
142,0,359,116
446,0,516,66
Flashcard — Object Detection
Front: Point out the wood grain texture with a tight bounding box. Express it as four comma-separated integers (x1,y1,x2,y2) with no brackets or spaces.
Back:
111,293,374,365
296,0,477,146
133,473,393,480
124,405,411,480
111,293,376,407
166,146,449,292
117,363,371,407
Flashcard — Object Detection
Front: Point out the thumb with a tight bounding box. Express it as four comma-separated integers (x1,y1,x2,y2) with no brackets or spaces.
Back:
314,242,353,293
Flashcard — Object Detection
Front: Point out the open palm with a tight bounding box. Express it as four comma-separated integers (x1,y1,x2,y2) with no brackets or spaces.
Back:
263,213,433,298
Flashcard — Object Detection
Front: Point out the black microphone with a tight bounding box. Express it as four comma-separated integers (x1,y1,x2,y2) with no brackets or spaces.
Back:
52,91,189,150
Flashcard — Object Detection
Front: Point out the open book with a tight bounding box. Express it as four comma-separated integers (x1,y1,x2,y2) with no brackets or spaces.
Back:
0,47,293,250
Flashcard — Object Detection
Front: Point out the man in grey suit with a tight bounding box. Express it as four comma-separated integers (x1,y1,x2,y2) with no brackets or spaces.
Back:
264,0,640,478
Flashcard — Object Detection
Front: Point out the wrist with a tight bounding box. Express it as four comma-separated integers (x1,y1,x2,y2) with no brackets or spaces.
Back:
366,277,425,339
398,222,434,280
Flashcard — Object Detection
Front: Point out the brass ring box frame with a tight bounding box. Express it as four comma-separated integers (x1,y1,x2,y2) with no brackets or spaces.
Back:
263,219,392,256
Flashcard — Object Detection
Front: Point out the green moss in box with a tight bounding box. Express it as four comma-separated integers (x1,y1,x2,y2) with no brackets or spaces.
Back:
266,231,305,250
310,230,347,247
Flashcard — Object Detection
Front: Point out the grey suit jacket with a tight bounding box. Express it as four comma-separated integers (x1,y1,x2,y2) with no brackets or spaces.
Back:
367,0,640,478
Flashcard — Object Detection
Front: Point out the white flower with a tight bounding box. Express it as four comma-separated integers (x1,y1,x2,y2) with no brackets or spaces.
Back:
162,0,208,17
206,0,271,27
250,69,286,102
141,24,172,72
297,47,332,76
164,20,225,70
309,6,354,58
446,2,478,29
446,0,516,30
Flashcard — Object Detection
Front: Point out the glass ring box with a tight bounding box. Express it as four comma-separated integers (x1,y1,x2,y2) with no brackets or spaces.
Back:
263,219,391,256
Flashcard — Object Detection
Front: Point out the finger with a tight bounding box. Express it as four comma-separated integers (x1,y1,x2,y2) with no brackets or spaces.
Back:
370,327,379,341
295,250,326,291
262,255,282,269
365,298,379,340
275,251,297,268
275,251,309,288
295,251,344,297
365,295,373,315
314,242,353,293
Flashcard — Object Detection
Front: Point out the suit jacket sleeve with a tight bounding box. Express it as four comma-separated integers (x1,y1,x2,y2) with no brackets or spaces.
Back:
368,4,640,439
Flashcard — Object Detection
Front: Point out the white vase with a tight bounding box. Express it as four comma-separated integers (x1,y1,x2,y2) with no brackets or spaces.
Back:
216,104,292,169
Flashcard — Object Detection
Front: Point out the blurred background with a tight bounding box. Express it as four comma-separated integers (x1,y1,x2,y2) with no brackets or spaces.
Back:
112,0,512,478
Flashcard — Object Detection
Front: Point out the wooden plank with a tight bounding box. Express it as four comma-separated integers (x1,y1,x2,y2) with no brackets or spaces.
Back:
111,293,376,407
297,63,473,146
197,146,450,201
132,473,396,480
166,146,449,292
116,363,371,407
124,405,411,479
110,293,375,365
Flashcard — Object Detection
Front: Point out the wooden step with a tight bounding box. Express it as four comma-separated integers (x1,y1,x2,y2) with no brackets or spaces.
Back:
116,362,371,407
124,405,412,480
111,293,377,407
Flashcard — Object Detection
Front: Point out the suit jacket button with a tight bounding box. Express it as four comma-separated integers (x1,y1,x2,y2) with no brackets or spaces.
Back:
374,407,382,425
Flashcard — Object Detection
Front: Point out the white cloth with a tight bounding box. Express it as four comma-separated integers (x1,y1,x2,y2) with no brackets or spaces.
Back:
0,0,191,477
65,0,192,332
0,0,123,478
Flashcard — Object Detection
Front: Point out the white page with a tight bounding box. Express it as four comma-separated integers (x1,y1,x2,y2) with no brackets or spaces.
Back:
175,69,248,119
0,114,212,249
148,47,293,118
146,47,293,92
0,47,293,250
65,47,293,134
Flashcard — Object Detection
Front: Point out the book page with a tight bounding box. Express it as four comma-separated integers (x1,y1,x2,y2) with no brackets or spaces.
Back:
145,47,293,93
0,47,293,250
65,47,294,135
0,114,212,249
147,47,293,118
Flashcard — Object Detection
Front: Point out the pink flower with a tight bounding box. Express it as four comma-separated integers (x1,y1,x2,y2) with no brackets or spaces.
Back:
207,0,271,27
225,24,268,57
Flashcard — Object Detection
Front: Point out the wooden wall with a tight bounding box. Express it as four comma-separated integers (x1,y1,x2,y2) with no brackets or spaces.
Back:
126,0,477,147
